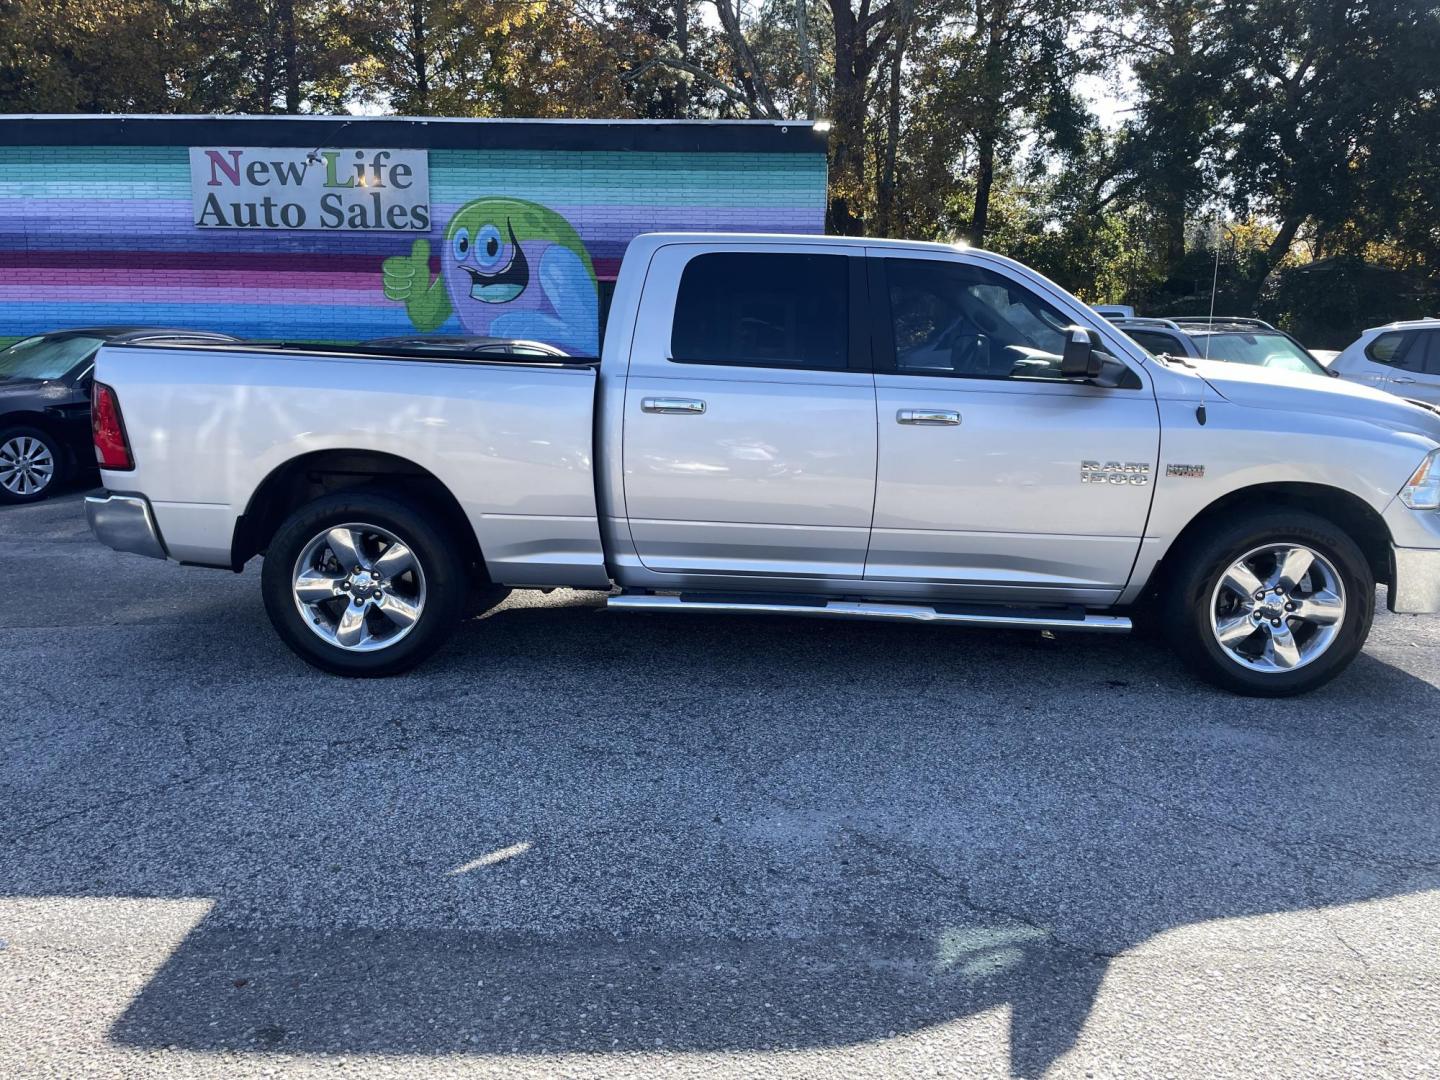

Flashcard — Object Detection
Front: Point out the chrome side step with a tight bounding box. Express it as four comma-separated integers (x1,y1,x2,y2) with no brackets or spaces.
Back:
606,594,1132,634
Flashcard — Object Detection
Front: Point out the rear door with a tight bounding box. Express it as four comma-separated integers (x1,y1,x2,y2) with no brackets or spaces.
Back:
620,243,877,578
1385,329,1440,404
864,250,1160,603
1339,329,1416,391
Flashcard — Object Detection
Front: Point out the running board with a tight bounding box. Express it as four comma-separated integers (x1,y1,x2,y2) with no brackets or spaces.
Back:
606,594,1131,634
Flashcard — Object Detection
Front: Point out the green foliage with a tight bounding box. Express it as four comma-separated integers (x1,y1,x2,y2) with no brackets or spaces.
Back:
1261,258,1440,349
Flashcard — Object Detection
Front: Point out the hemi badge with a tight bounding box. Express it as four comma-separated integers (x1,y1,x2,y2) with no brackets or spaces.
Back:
1166,464,1205,478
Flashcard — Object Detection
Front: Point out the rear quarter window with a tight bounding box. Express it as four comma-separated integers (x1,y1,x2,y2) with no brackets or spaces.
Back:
1366,331,1413,365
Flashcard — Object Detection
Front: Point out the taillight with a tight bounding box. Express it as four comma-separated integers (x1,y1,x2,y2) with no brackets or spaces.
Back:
92,382,134,470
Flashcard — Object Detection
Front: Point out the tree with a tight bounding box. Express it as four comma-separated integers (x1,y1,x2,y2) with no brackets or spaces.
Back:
0,0,188,111
1218,0,1440,305
905,0,1095,247
1102,0,1224,273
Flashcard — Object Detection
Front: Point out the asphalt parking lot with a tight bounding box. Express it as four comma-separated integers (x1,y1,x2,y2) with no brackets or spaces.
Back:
3,489,1440,1078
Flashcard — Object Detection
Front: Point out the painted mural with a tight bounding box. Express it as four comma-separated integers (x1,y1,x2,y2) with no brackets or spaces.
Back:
0,140,828,351
382,197,599,355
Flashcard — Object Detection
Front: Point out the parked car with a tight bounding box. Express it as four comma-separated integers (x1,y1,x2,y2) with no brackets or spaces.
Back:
0,327,240,503
362,335,570,358
1327,319,1440,405
1114,317,1330,377
85,233,1440,695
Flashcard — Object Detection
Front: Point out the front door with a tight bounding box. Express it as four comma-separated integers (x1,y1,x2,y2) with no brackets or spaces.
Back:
621,244,877,579
864,251,1160,603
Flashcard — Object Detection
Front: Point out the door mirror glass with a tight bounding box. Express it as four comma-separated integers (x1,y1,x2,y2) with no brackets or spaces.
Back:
1061,326,1101,379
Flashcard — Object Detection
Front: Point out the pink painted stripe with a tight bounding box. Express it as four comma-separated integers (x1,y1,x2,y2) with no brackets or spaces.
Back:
0,284,390,306
3,267,384,290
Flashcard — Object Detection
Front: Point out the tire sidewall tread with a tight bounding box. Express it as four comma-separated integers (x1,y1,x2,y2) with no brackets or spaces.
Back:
1164,510,1375,697
0,425,66,504
260,490,466,676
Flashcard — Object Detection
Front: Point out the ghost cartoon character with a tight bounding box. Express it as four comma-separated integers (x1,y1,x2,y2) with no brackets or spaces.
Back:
382,197,599,355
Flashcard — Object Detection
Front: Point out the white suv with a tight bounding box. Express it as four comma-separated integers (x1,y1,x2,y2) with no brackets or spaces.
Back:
1329,319,1440,404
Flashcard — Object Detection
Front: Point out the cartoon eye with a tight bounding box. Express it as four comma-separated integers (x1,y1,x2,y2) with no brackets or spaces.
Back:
451,228,471,262
474,224,505,270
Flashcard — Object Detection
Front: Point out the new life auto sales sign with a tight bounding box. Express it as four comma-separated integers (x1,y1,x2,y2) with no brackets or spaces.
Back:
189,147,431,231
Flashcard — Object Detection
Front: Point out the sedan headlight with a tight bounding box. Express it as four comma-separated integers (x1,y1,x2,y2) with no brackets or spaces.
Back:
1401,449,1440,510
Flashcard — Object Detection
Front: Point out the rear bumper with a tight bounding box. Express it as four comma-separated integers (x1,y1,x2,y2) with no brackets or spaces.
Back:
85,492,168,560
1390,544,1440,614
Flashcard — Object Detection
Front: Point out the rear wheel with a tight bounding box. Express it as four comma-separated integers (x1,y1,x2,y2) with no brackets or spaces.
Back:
1163,511,1374,696
0,426,65,503
261,491,467,676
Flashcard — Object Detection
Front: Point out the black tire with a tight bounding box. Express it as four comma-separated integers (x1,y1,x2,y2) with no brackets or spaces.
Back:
0,425,66,504
1163,510,1374,697
260,490,467,676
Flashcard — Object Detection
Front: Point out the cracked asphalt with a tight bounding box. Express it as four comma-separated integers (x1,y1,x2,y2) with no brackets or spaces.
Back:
3,489,1440,1078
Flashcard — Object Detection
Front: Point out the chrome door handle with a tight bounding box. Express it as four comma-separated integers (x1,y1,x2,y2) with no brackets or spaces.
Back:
642,397,706,415
897,408,961,426
1392,376,1417,384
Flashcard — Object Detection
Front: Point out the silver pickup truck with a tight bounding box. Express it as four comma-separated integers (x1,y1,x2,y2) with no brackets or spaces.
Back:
86,233,1440,695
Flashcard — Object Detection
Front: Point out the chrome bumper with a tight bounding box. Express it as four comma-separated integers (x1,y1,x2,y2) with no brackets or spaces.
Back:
85,492,168,560
1390,545,1440,614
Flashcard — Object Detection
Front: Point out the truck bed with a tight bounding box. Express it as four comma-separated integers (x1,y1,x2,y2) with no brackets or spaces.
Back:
94,341,610,587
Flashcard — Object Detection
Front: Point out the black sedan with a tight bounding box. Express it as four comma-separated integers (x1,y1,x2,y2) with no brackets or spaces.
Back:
0,327,239,503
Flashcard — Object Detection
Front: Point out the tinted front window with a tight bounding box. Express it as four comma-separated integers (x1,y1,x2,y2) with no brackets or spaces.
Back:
884,259,1074,379
671,253,849,370
1196,332,1326,375
0,335,103,380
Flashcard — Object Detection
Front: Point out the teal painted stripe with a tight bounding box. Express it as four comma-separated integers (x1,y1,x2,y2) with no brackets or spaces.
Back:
0,148,826,206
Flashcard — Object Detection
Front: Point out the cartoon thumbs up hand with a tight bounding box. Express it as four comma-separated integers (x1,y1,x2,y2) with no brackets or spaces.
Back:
382,238,432,302
380,237,452,332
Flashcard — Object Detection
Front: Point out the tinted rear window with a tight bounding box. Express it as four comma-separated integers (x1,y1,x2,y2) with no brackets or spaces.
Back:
671,252,849,370
1366,331,1412,365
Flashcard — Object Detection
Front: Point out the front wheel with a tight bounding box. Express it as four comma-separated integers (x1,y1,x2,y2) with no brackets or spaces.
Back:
1164,511,1374,697
261,491,467,676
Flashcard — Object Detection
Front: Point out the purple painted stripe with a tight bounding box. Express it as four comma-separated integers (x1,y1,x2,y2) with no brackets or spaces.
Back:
0,284,391,306
4,266,384,289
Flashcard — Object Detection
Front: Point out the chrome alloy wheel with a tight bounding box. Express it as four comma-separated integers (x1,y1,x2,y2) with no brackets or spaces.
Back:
0,435,55,496
1208,543,1347,674
291,523,427,652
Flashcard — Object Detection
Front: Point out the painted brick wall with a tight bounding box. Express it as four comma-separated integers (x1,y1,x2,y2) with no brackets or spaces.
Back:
0,135,828,350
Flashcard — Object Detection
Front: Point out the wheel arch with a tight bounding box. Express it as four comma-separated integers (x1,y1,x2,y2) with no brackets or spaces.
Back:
1143,482,1394,603
231,448,487,579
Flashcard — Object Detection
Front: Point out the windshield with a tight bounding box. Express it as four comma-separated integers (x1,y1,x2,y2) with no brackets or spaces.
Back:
1194,332,1326,375
0,335,104,380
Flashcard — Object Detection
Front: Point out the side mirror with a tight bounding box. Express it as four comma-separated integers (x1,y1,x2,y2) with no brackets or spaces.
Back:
1061,326,1103,379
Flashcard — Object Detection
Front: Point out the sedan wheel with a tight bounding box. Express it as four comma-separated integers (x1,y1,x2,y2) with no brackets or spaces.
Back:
0,429,62,502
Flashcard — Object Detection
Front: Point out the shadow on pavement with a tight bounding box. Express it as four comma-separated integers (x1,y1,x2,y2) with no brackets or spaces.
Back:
4,584,1440,1076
